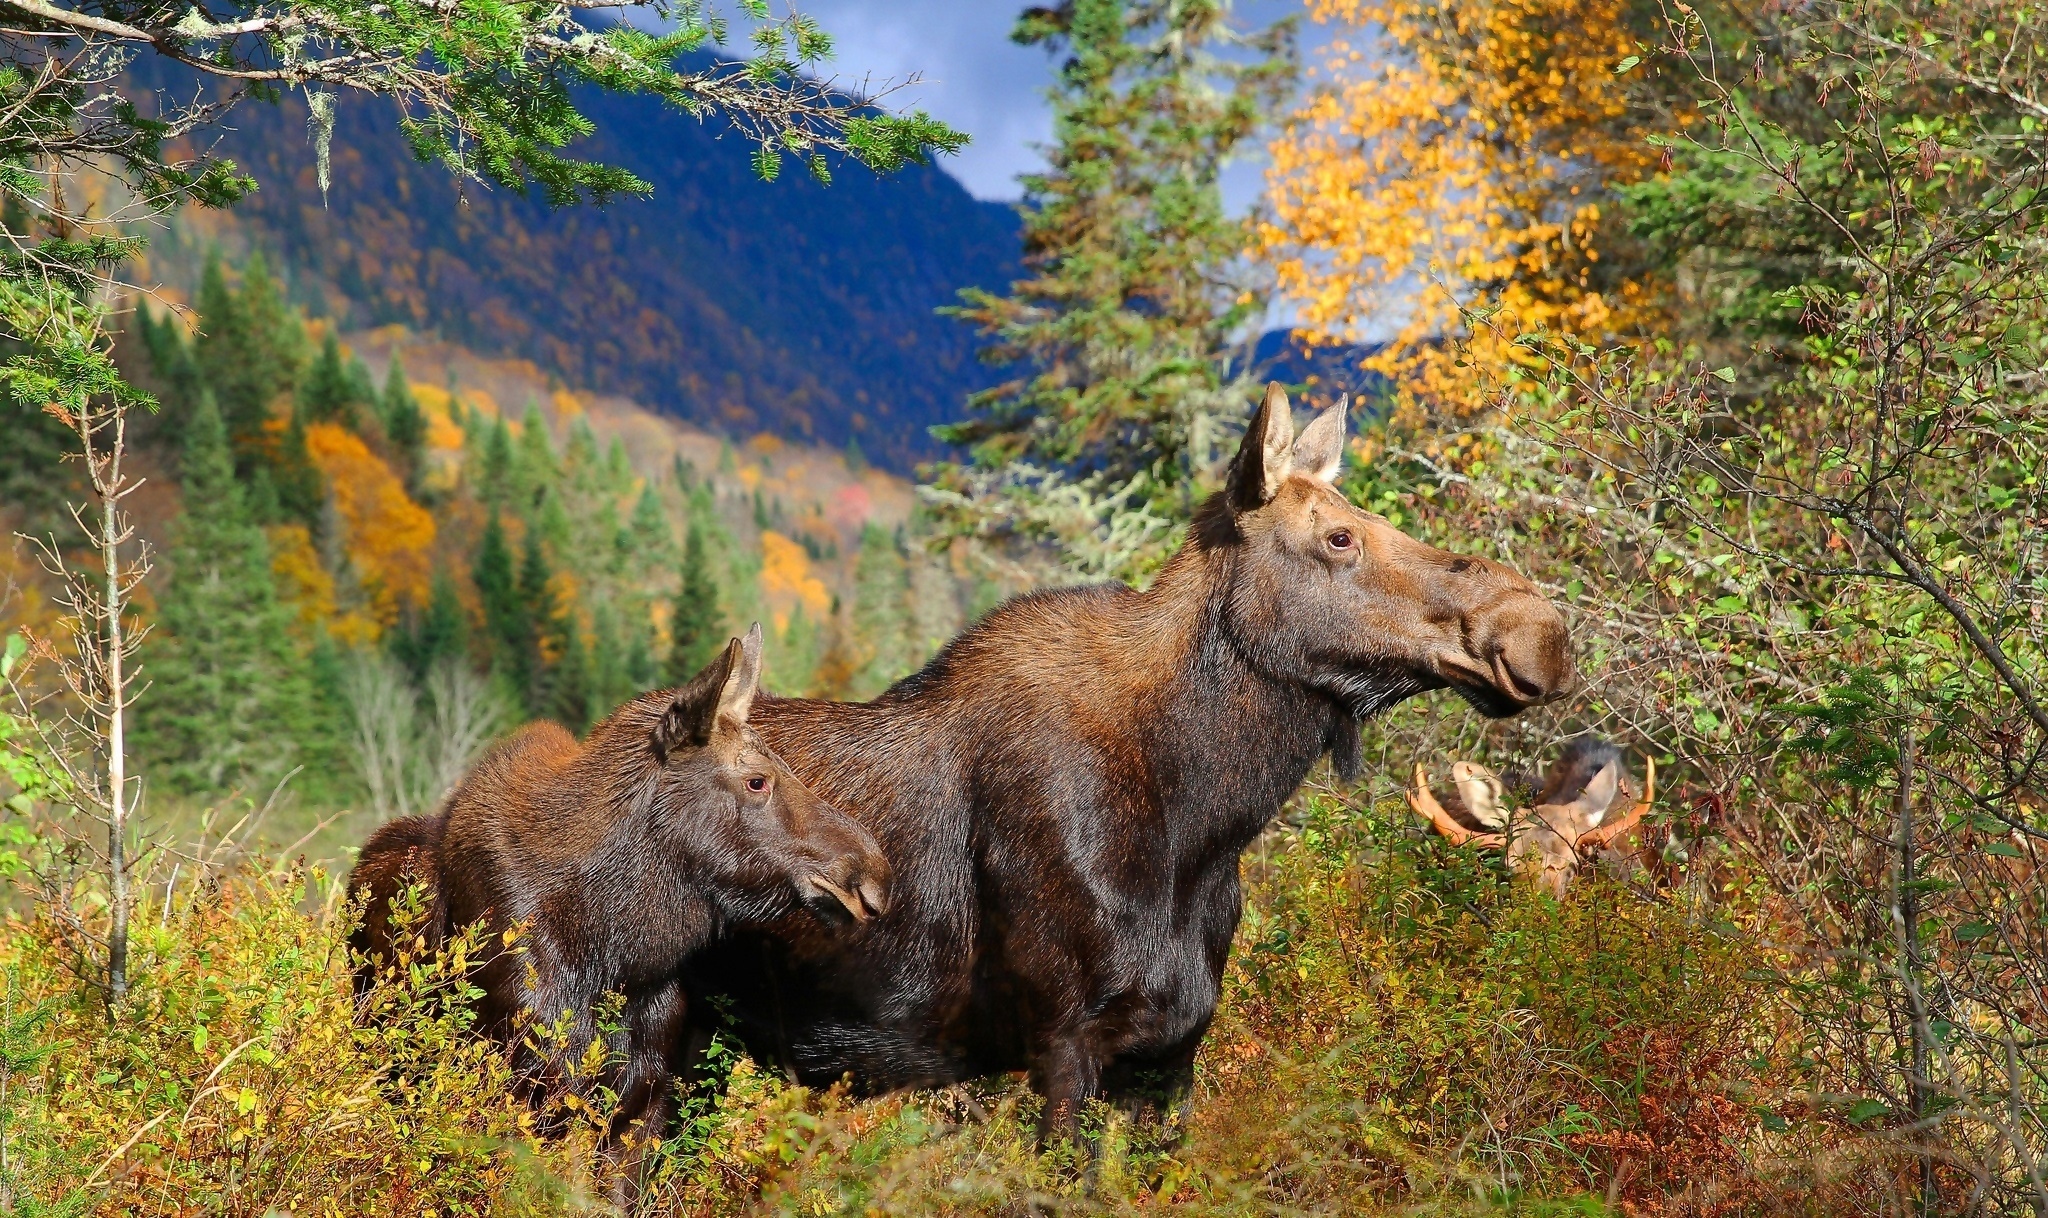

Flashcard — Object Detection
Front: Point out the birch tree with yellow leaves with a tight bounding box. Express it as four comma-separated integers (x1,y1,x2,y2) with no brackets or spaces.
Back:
1257,0,1665,419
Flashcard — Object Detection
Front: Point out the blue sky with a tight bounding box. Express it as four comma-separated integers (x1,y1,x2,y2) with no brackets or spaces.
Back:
786,0,1306,210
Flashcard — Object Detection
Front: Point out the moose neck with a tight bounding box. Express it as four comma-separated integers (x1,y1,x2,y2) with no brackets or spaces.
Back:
1131,541,1352,857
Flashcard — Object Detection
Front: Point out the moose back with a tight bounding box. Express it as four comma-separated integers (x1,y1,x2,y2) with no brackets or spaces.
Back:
681,385,1574,1133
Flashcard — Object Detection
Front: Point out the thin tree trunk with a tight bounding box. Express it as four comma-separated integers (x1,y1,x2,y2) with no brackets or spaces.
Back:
102,475,129,1002
1897,727,1934,1215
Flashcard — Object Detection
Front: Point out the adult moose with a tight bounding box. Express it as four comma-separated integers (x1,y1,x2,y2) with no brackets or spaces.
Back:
683,385,1574,1135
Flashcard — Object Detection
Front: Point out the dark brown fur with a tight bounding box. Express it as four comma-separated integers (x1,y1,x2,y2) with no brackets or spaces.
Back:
347,630,889,1203
681,385,1574,1136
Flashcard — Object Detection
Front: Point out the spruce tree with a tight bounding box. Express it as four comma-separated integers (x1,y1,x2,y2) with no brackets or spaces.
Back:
137,303,204,428
515,404,557,511
550,614,594,730
392,569,467,681
849,523,914,696
516,525,556,714
195,249,306,466
299,330,365,426
382,355,427,484
474,512,533,702
628,485,672,558
666,521,723,685
273,405,325,527
480,416,515,507
935,1,1296,552
136,393,310,794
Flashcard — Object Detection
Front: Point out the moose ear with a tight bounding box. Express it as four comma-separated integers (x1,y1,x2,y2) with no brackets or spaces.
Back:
1451,760,1508,831
1563,761,1624,832
1227,383,1296,511
651,637,739,762
715,622,764,730
1290,395,1348,484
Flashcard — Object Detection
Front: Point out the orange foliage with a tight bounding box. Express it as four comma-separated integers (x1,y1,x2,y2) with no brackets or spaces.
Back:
302,423,435,629
758,531,830,633
1257,0,1663,417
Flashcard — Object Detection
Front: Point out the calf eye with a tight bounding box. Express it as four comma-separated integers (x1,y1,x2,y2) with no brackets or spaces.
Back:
747,776,769,793
1327,529,1354,551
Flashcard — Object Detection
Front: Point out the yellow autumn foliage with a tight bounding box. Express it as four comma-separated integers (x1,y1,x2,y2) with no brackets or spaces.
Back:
758,530,830,633
266,523,376,647
1258,0,1664,418
302,423,436,629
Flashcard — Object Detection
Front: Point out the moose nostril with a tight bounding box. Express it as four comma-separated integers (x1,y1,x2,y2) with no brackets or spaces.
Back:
1494,611,1573,704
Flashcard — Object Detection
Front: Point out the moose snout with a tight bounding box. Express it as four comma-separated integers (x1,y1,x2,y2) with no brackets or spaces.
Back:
802,850,892,925
1447,590,1574,716
1487,597,1574,709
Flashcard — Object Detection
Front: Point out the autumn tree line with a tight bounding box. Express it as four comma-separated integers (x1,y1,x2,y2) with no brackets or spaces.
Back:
20,249,969,820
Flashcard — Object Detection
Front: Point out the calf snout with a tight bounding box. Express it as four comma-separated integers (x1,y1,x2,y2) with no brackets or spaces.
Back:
801,846,891,925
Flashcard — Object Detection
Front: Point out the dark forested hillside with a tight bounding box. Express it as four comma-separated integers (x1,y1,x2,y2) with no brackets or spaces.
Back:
152,81,1020,470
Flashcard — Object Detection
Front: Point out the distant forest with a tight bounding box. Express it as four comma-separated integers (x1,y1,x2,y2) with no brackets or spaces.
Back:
137,65,1023,472
30,251,982,818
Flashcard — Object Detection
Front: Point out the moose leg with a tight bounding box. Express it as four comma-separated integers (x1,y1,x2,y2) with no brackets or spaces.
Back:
1029,1031,1104,1145
1101,1029,1204,1130
600,980,689,1214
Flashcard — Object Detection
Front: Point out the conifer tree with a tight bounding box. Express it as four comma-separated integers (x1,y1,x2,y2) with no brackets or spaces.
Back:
625,627,659,694
849,523,914,696
195,249,306,466
392,570,467,681
933,0,1296,575
516,525,556,714
473,512,534,703
628,484,672,559
480,416,515,507
550,615,594,730
589,601,630,719
666,520,724,685
136,304,204,428
381,355,427,487
136,393,310,793
299,330,366,426
774,604,820,694
604,436,632,488
273,406,325,527
515,404,557,512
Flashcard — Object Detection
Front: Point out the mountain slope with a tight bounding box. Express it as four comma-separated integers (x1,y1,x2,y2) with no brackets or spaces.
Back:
158,79,1021,471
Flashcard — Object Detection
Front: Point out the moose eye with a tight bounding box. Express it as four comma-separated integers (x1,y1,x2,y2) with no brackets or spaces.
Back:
1327,529,1354,551
746,776,769,793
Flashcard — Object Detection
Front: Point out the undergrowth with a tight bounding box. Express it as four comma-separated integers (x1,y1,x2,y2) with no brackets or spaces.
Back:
0,787,1908,1215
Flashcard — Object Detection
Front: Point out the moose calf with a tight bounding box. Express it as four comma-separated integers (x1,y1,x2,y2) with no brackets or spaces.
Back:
349,626,890,1204
1409,737,1654,895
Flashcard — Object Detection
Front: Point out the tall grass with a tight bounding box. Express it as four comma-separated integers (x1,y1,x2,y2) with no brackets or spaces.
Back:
0,782,1915,1215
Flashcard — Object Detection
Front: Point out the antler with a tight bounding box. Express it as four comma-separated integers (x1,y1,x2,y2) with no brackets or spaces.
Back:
1408,763,1504,848
1575,755,1655,852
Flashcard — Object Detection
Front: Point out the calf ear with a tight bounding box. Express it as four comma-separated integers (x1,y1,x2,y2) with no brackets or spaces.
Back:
715,622,764,731
1228,382,1296,511
1290,395,1348,484
651,633,744,761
